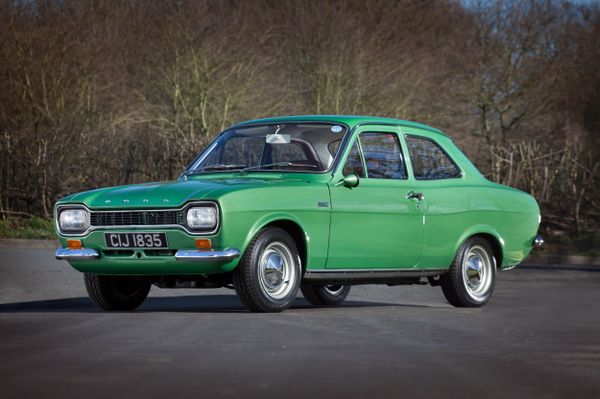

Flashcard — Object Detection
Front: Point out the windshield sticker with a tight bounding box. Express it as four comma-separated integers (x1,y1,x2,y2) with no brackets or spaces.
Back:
331,125,343,133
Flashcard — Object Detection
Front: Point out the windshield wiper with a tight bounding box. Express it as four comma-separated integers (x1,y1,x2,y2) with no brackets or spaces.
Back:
183,164,246,176
239,162,318,173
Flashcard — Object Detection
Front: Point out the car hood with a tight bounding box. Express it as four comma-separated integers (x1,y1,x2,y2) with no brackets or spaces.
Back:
60,177,314,209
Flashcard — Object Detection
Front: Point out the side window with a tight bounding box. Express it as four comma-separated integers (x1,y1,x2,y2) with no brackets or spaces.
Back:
405,136,462,180
359,132,406,179
342,141,365,177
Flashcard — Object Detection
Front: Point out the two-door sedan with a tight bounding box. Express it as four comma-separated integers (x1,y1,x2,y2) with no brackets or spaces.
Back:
55,116,543,312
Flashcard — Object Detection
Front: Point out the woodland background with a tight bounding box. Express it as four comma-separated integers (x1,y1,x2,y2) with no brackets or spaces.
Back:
0,0,598,248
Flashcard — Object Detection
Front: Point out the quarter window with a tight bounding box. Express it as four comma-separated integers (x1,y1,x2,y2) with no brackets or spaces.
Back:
359,133,407,179
342,141,365,178
406,136,461,180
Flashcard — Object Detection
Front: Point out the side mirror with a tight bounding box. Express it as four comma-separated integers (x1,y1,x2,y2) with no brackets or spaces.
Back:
336,173,360,188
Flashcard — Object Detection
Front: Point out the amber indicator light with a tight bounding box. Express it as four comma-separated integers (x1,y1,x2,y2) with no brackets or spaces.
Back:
67,239,82,249
195,239,212,250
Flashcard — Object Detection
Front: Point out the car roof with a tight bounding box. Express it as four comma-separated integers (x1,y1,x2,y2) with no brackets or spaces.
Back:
232,115,446,137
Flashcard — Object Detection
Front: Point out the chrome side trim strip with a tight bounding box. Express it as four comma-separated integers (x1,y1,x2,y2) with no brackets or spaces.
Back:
56,248,100,261
175,248,241,262
303,268,447,280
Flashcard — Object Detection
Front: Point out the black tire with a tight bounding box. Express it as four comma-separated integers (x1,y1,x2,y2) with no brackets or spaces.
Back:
301,284,351,306
440,237,496,307
84,273,151,311
232,227,302,312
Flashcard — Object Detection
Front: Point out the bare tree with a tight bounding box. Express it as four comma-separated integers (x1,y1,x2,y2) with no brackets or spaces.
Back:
0,0,597,236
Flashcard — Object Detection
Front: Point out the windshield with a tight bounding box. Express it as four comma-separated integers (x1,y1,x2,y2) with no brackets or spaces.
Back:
185,123,348,174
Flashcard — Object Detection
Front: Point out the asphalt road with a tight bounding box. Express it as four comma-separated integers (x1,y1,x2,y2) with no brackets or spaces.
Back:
1,246,599,399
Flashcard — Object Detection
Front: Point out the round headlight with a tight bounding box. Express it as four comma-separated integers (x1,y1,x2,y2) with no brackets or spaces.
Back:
186,206,217,230
58,209,90,233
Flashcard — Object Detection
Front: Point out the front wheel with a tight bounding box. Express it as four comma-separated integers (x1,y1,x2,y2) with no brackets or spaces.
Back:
301,284,351,306
84,274,151,311
233,227,302,312
440,237,496,307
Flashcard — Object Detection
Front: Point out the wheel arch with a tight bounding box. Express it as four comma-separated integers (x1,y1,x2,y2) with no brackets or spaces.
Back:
243,213,309,271
455,226,504,268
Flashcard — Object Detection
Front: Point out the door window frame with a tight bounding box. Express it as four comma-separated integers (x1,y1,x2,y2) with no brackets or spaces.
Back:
359,132,408,180
336,126,410,181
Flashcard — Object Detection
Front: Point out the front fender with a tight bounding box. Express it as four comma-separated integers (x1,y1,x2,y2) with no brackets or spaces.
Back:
244,212,309,254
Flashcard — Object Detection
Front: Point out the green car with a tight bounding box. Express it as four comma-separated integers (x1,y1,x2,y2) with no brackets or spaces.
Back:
55,115,542,312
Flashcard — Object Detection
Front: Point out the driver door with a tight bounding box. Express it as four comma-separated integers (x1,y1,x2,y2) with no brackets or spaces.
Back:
326,126,423,269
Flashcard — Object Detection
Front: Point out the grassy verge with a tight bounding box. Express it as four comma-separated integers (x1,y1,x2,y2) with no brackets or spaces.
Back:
0,217,56,240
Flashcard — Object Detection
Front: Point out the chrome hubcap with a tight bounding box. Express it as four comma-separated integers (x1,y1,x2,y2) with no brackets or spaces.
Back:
323,285,344,296
258,242,297,299
462,245,493,301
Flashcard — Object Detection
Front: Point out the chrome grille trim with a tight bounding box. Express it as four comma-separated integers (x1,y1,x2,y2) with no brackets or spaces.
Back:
90,210,184,227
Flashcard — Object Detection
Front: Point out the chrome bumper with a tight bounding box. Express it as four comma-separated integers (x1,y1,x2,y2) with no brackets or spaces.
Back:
56,248,100,260
55,247,241,262
175,248,241,262
533,235,544,248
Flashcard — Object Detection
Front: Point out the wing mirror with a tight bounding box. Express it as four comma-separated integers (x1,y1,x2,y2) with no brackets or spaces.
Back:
336,173,360,188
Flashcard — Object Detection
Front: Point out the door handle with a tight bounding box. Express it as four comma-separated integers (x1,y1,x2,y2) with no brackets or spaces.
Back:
406,191,424,201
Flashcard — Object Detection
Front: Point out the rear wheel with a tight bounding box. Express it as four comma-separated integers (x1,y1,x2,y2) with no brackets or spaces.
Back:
84,274,151,311
301,284,351,306
233,227,302,312
440,237,496,307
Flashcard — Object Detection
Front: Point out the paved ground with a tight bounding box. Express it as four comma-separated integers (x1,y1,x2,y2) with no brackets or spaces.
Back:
1,246,599,399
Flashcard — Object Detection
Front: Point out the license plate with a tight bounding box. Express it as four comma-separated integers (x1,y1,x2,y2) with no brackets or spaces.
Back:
104,233,168,248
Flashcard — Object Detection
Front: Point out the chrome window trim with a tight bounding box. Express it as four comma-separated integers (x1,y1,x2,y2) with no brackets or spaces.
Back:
55,201,220,237
336,122,409,178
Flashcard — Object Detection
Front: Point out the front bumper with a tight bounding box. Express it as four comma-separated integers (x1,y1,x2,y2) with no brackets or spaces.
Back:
55,247,241,263
54,245,242,275
56,248,100,260
175,248,241,262
55,228,245,275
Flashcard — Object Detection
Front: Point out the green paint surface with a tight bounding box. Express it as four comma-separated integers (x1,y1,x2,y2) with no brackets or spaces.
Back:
56,116,540,275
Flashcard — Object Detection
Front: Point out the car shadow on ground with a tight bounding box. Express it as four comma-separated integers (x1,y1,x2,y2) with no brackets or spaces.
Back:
519,264,600,272
0,295,442,314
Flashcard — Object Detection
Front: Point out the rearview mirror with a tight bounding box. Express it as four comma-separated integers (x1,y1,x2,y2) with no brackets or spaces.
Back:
336,173,359,188
266,134,291,144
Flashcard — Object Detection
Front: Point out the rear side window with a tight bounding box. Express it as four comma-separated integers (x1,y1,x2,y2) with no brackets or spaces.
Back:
406,136,462,180
359,132,407,179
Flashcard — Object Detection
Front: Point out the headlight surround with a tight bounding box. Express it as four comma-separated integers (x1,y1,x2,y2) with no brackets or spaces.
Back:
186,206,218,231
58,208,90,233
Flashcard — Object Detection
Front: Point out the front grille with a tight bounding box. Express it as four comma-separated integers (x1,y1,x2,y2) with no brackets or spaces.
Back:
90,210,185,227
